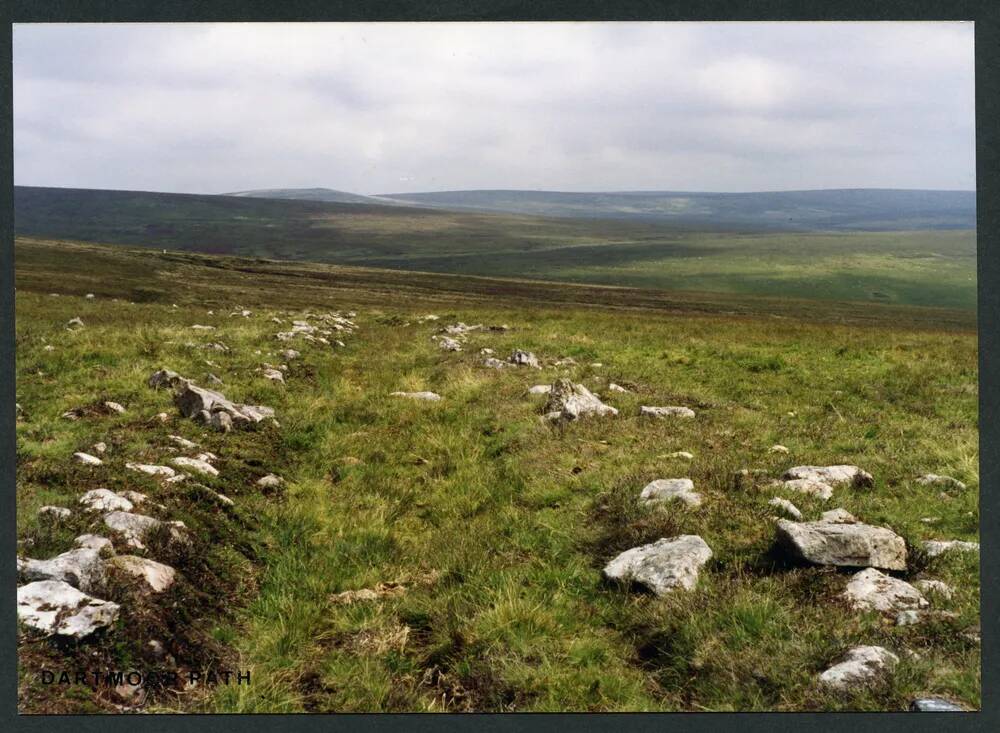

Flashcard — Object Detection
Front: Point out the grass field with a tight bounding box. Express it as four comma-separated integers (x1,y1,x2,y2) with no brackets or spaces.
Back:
15,238,979,713
15,187,978,310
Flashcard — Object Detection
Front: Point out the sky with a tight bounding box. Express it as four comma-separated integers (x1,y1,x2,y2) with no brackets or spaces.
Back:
13,22,976,195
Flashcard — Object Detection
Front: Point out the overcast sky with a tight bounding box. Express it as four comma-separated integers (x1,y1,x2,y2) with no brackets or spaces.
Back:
13,22,976,195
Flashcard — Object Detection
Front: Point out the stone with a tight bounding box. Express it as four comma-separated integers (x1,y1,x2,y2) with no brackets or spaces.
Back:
103,511,164,550
527,385,552,395
544,379,619,421
79,488,133,513
922,540,979,558
126,462,177,479
92,441,107,454
916,474,966,490
768,497,802,520
109,556,176,593
85,293,95,299
38,506,71,520
775,519,907,570
509,350,540,368
170,456,219,477
639,479,702,508
818,646,898,690
211,411,233,433
770,444,789,454
118,490,148,505
914,579,954,600
174,383,274,425
195,451,218,463
390,391,442,401
18,548,105,592
190,324,215,330
554,357,577,366
820,508,858,523
483,357,508,369
783,465,874,488
17,581,120,638
843,568,928,613
168,435,199,450
281,349,300,360
603,535,713,595
66,317,84,328
73,451,103,466
777,478,835,501
639,405,696,419
104,401,126,414
193,484,235,507
444,322,482,335
895,609,958,626
74,534,115,556
438,337,462,351
910,698,966,712
261,368,285,383
204,342,229,352
148,368,189,390
257,473,285,489
667,451,694,460
607,383,629,393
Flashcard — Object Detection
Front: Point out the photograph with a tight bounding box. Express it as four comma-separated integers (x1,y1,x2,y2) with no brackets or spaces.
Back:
11,20,979,713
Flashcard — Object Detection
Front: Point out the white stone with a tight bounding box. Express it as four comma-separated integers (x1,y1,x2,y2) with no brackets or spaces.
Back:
783,465,874,488
818,646,898,690
607,383,629,393
915,474,966,490
777,478,834,501
73,452,103,466
527,384,552,395
820,508,858,524
104,401,126,414
74,534,115,556
170,456,219,477
109,556,176,593
769,444,789,454
438,337,462,352
640,405,695,419
38,506,71,520
775,519,907,570
103,512,163,549
603,535,713,595
667,451,695,460
768,497,802,520
914,579,954,600
639,479,702,508
126,462,177,478
92,442,107,454
18,548,105,592
257,473,285,489
17,580,120,638
922,540,979,558
843,568,928,613
545,379,618,420
79,488,133,513
168,435,199,450
390,391,441,401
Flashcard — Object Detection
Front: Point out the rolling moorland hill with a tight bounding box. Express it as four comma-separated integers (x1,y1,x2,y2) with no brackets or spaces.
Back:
13,186,978,311
227,187,401,206
14,238,979,712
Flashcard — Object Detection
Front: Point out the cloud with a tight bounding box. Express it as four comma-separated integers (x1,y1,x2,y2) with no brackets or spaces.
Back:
13,21,976,194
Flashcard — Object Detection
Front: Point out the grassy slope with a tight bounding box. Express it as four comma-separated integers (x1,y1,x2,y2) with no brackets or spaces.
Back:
15,239,979,712
14,187,977,310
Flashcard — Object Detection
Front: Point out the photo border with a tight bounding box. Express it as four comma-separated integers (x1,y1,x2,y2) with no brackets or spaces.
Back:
1,2,995,731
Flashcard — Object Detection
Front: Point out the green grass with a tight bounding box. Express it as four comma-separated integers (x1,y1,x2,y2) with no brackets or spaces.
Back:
15,239,979,713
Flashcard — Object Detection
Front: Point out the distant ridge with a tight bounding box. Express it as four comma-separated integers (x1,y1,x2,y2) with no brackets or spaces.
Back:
227,187,401,207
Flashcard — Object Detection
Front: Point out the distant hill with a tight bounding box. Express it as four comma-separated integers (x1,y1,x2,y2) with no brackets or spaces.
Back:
226,187,400,206
375,188,977,231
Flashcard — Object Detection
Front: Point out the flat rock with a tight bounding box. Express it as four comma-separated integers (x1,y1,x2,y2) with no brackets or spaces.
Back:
527,384,552,395
544,379,618,421
104,401,126,414
639,479,702,508
818,646,898,690
210,411,233,432
768,497,802,519
257,473,285,489
73,452,103,466
281,349,300,360
193,484,235,507
103,512,164,549
148,368,190,390
916,474,966,490
109,556,177,593
922,540,979,558
438,337,462,351
171,456,219,477
770,444,789,454
390,391,441,401
914,579,953,599
639,405,695,419
92,442,107,454
79,488,133,513
168,435,199,450
602,535,713,595
74,534,115,556
783,465,874,488
483,357,508,369
38,506,71,520
775,519,907,570
261,368,284,383
174,383,275,425
910,698,966,712
509,350,540,368
666,451,694,460
820,508,857,523
843,568,928,613
118,490,148,505
126,462,177,478
17,580,120,638
607,383,629,393
18,548,105,592
776,478,834,501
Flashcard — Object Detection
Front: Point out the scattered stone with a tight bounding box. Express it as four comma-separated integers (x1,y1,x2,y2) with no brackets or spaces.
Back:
639,405,696,419
919,517,940,524
118,490,148,506
914,579,954,600
330,581,407,605
38,506,71,521
281,349,300,360
103,512,165,549
783,465,874,488
168,435,199,450
257,473,285,489
639,479,703,508
820,508,857,524
190,324,215,331
777,478,835,501
17,580,120,638
922,540,979,558
152,412,170,423
192,484,235,507
602,535,713,595
843,568,928,613
483,357,508,369
43,345,55,352
916,474,966,490
102,401,125,415
92,442,107,454
607,383,629,393
79,488,133,513
194,451,218,463
204,342,229,352
818,646,898,690
554,357,577,366
590,362,603,368
768,497,802,520
527,384,552,395
509,350,540,368
775,519,907,570
667,451,694,460
170,456,219,477
210,411,233,433
770,444,789,454
260,368,285,383
544,379,618,421
444,322,482,335
909,698,966,712
73,451,103,466
174,383,275,425
390,391,442,401
126,462,177,479
74,534,115,556
109,556,177,593
66,317,84,328
85,293,95,299
438,337,462,352
148,369,189,390
18,548,105,592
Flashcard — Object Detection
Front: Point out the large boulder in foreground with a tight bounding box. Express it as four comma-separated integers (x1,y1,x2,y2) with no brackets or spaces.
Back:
775,519,906,570
639,479,702,508
603,535,712,595
783,465,874,488
818,646,898,690
544,379,618,421
17,580,120,638
109,556,177,593
843,568,928,613
174,383,275,425
17,548,105,593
